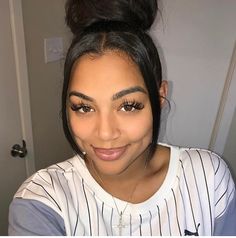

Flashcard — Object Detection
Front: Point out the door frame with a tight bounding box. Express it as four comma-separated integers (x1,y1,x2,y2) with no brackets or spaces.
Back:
209,41,236,155
9,0,35,176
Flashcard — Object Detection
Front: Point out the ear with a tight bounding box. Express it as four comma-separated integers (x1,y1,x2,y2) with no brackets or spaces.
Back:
159,80,168,108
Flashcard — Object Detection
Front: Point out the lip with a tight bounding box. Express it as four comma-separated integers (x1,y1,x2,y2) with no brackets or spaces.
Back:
92,145,128,161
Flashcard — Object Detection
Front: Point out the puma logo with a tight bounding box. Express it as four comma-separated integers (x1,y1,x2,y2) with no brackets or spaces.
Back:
184,223,200,236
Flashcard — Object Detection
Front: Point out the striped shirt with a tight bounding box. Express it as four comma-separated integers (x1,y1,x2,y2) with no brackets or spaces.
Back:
8,144,236,235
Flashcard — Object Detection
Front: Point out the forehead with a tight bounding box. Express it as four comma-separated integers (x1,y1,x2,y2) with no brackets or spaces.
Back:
69,51,146,91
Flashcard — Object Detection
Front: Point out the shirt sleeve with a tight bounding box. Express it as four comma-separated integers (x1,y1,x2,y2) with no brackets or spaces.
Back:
214,192,236,235
8,198,66,236
212,154,236,235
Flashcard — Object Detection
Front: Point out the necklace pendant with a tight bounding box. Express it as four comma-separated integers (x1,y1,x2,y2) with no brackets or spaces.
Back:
113,211,126,236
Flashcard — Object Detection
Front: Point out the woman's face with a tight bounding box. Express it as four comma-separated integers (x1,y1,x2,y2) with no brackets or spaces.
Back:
68,51,153,176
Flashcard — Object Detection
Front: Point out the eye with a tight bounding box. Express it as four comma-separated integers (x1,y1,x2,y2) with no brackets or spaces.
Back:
70,103,95,114
119,100,144,112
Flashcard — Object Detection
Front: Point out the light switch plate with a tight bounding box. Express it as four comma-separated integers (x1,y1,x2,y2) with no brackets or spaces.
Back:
44,37,63,63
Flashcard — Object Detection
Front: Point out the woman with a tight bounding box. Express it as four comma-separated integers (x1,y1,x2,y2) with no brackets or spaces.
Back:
9,0,236,235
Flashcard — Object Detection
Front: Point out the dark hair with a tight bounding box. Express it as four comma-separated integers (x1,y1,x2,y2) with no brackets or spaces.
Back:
65,0,158,34
62,0,162,160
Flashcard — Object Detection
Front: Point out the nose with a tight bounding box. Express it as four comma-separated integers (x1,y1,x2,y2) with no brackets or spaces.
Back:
96,112,120,141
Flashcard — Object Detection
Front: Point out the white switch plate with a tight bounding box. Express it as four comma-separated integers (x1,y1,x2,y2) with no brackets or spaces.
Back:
44,37,63,63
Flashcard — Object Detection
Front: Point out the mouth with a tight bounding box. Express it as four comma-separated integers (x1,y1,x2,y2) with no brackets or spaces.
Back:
92,145,128,161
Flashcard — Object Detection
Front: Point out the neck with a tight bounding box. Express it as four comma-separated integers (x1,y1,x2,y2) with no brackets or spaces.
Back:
86,148,150,202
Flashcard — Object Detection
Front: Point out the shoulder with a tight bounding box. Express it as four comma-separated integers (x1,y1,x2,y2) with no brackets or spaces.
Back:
178,146,226,177
9,198,65,235
161,143,234,192
159,143,221,174
177,146,235,211
14,156,81,214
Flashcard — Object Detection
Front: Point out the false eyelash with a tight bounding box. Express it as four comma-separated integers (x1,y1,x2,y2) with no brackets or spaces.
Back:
70,103,79,111
70,102,90,112
120,99,144,110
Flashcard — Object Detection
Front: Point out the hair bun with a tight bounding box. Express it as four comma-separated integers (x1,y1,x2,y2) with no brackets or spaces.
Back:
65,0,158,35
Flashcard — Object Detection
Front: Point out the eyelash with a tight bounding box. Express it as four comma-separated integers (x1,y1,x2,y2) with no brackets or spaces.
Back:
119,100,144,112
70,100,144,114
70,102,94,114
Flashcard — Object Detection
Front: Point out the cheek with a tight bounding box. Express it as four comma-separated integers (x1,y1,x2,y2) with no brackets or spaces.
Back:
122,113,153,142
69,114,93,141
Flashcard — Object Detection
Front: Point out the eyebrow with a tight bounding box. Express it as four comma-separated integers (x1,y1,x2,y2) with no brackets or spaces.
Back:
69,86,147,102
69,91,94,102
112,86,147,100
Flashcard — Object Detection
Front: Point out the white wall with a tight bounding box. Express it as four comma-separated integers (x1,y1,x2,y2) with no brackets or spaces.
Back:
152,0,236,176
153,0,236,147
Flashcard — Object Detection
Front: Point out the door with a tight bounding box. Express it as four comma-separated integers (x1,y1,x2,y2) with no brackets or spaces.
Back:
0,0,35,235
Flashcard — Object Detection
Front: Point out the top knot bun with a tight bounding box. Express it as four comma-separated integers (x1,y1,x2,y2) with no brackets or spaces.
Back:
65,0,158,35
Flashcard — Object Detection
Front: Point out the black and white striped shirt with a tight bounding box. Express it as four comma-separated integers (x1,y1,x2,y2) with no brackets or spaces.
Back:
9,144,236,235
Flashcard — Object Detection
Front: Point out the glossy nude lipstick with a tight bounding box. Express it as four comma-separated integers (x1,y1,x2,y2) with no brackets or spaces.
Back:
92,146,128,161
